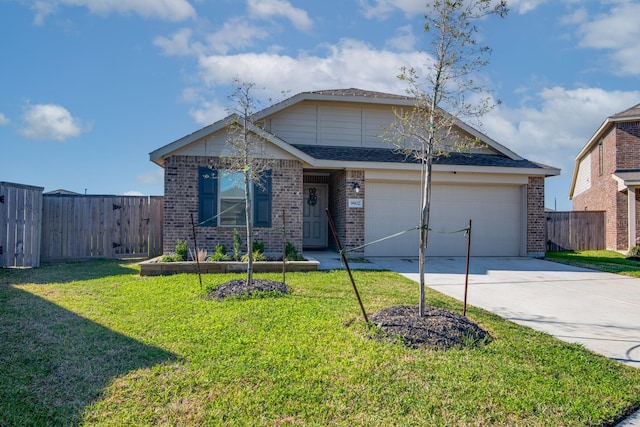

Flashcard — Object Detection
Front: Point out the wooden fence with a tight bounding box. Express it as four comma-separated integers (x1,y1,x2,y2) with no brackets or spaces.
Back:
0,182,44,268
546,211,605,251
40,195,164,261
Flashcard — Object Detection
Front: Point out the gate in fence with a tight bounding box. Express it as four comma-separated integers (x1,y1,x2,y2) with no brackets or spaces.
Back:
0,182,44,268
40,195,164,261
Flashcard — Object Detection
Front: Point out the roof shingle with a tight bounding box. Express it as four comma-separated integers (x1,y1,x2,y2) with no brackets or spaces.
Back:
292,144,543,169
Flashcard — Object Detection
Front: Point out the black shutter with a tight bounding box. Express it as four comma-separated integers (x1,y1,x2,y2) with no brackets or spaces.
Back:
199,167,217,226
253,170,272,227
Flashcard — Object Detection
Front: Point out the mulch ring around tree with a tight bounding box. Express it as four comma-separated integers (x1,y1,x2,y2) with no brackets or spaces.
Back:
370,305,492,350
208,279,290,300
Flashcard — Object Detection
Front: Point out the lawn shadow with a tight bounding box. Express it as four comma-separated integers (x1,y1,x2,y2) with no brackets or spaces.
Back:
1,258,142,285
0,284,178,426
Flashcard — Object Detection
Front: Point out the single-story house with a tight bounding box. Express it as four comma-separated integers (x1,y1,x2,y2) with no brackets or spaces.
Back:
570,103,640,251
150,88,559,258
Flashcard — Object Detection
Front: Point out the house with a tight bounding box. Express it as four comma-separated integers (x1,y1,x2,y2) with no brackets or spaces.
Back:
570,103,640,251
150,88,559,258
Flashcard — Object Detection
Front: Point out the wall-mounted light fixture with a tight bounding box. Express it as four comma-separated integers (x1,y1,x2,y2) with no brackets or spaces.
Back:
352,182,360,193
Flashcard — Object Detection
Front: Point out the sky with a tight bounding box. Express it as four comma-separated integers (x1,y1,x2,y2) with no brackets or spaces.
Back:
1,0,639,211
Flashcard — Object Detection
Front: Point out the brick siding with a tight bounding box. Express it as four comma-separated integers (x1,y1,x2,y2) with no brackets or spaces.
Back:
573,122,640,251
163,155,303,257
328,169,365,256
526,176,546,257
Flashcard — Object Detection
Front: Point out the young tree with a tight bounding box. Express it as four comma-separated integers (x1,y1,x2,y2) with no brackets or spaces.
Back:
224,78,272,287
384,0,508,316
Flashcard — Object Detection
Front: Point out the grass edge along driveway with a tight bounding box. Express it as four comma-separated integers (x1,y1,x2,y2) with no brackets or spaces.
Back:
2,258,640,426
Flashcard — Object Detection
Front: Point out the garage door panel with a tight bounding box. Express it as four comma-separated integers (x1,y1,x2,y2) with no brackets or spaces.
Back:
365,182,523,257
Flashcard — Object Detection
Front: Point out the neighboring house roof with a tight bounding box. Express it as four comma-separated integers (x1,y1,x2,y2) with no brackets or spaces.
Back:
150,88,555,175
44,189,81,195
569,103,640,198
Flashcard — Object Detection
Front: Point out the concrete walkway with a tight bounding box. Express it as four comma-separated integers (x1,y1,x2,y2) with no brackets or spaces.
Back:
307,252,640,426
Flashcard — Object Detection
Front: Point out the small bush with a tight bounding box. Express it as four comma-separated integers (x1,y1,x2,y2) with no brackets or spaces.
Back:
209,244,230,261
285,241,305,261
189,248,208,262
628,246,640,257
159,254,180,262
232,229,242,261
252,240,265,254
175,239,188,261
241,249,266,262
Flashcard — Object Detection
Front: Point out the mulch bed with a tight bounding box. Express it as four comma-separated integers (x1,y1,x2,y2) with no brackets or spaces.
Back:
370,305,491,350
208,279,290,300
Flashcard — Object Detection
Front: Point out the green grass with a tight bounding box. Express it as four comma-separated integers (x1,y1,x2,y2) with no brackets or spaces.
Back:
546,250,640,277
2,259,640,426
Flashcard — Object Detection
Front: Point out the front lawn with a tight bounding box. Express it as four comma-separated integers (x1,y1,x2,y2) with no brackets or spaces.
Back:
546,250,640,277
2,259,640,426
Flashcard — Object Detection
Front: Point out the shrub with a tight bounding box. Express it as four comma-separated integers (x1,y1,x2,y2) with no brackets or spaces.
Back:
232,229,242,261
252,240,265,254
241,249,266,262
285,241,305,261
175,239,188,261
628,246,640,257
209,244,230,261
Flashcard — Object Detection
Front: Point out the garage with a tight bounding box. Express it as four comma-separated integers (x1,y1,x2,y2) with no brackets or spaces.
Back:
364,181,525,257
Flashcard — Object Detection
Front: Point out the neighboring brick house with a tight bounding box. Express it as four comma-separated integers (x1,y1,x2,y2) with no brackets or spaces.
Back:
150,89,559,258
570,104,640,251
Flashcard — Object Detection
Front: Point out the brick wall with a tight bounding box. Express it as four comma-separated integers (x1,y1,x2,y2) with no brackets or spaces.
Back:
526,176,545,257
328,169,365,256
163,155,303,257
572,123,640,251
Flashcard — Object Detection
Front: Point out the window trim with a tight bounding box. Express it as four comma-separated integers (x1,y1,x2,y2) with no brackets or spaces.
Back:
198,167,271,228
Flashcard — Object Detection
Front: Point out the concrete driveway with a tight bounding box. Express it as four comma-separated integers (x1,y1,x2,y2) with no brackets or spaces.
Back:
370,256,640,369
310,252,640,368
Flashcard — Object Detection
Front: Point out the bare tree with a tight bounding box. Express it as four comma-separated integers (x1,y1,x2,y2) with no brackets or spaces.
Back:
383,0,508,316
224,77,272,287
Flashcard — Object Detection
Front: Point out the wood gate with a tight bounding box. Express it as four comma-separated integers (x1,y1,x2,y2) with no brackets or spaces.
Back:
40,195,163,261
0,182,44,267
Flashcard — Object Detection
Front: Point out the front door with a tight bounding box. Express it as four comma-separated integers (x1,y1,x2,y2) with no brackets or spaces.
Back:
303,184,328,248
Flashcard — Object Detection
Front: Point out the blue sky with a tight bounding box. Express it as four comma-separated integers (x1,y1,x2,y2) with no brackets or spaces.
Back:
1,0,639,211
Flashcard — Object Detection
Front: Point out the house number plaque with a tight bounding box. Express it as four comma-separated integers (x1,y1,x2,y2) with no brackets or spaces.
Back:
348,198,363,208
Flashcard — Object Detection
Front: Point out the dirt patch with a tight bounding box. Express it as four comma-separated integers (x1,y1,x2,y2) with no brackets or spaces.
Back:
370,305,491,350
208,279,290,300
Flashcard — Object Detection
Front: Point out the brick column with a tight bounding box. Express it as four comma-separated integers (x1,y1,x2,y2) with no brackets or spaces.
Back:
526,176,545,257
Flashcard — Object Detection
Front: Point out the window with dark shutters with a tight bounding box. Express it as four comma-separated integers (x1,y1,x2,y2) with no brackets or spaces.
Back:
198,167,271,227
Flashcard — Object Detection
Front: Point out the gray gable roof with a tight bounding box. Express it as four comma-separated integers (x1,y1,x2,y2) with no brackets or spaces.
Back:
292,144,545,169
306,88,412,101
611,103,640,120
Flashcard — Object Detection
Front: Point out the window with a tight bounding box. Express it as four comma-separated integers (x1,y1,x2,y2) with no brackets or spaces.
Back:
198,167,271,227
219,171,246,226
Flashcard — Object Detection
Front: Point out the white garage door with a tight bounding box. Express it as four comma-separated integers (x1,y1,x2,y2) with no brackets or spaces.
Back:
364,182,524,257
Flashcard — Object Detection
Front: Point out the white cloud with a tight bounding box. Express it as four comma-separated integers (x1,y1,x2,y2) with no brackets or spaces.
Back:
247,0,313,31
30,0,196,23
505,0,551,14
574,2,640,76
135,169,164,185
485,86,640,175
124,190,144,196
20,103,88,141
385,25,418,52
0,113,10,125
358,0,425,20
205,17,270,54
197,38,422,96
154,28,202,56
